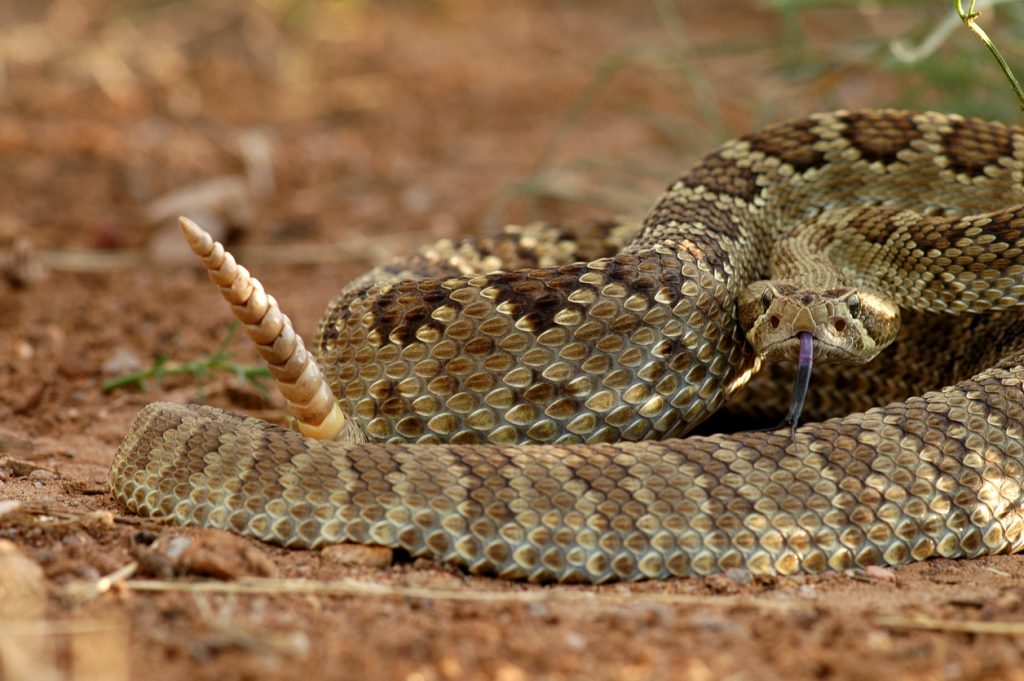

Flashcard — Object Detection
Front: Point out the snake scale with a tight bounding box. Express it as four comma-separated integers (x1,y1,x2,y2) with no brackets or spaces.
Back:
111,110,1024,583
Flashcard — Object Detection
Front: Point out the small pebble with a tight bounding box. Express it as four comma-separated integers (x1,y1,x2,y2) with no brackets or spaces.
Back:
163,536,193,561
864,565,897,584
725,567,753,586
564,631,586,651
321,543,394,568
439,653,463,680
14,341,33,360
526,602,550,618
495,664,526,681
101,347,143,376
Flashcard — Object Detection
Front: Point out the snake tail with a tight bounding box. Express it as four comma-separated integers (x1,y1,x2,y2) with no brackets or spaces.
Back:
178,217,356,442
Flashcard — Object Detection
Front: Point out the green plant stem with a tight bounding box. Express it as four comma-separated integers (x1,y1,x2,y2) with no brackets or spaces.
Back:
956,0,1024,110
102,324,271,393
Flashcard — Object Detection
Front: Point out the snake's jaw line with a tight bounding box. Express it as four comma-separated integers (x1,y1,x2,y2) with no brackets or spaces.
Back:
178,216,358,442
723,358,760,396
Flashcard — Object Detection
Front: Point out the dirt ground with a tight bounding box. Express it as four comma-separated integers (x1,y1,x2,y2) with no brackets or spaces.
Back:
3,1,1024,680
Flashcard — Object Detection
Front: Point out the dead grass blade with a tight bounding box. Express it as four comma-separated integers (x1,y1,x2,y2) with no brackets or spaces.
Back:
878,615,1024,635
123,576,806,611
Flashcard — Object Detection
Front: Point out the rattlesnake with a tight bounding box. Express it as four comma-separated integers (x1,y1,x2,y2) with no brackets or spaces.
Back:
110,110,1024,583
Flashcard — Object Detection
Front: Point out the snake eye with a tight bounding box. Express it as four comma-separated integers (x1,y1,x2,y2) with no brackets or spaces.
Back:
760,288,774,311
847,294,861,318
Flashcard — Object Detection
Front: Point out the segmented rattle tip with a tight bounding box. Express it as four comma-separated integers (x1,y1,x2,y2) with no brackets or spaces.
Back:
178,216,355,442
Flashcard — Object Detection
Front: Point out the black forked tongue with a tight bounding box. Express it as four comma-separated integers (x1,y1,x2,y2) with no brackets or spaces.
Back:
778,331,813,438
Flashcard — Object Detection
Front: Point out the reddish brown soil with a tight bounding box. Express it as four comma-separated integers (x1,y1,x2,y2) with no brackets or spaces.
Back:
3,2,1024,680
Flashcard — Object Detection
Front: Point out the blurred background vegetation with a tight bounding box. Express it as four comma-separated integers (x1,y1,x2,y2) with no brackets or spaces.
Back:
0,0,1021,261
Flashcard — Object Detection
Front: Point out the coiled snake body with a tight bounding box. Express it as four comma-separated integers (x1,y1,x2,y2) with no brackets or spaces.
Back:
111,110,1024,582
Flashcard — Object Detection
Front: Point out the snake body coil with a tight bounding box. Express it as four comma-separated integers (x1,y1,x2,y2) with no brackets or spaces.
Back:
111,110,1024,582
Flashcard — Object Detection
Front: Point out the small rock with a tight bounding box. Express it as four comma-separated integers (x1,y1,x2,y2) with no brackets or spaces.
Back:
28,468,59,481
724,567,753,586
73,565,102,581
400,186,434,215
150,530,278,579
1,236,47,288
176,529,278,579
162,536,193,561
705,573,739,594
864,565,898,584
495,664,526,681
526,601,551,619
564,631,586,651
865,629,893,652
145,176,248,226
101,347,143,376
439,653,463,680
130,543,176,580
14,341,33,360
320,543,393,568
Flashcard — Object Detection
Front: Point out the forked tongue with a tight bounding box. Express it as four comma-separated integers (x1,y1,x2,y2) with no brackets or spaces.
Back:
780,331,813,437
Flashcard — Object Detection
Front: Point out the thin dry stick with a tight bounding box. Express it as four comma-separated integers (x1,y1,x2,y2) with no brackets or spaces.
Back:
57,562,139,605
2,620,126,636
878,615,1024,635
123,577,806,611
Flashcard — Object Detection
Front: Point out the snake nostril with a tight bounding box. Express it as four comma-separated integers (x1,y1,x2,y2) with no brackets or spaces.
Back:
834,318,847,332
770,315,780,329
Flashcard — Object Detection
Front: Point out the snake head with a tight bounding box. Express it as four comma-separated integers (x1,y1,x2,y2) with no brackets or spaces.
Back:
737,281,900,364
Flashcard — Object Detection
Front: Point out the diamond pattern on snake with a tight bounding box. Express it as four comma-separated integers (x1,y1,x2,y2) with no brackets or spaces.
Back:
110,110,1024,583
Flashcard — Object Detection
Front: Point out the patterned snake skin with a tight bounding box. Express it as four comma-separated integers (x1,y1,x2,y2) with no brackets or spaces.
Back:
111,110,1024,582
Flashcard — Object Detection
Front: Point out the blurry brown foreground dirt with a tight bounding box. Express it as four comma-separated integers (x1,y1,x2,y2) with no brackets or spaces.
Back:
2,1,1024,680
